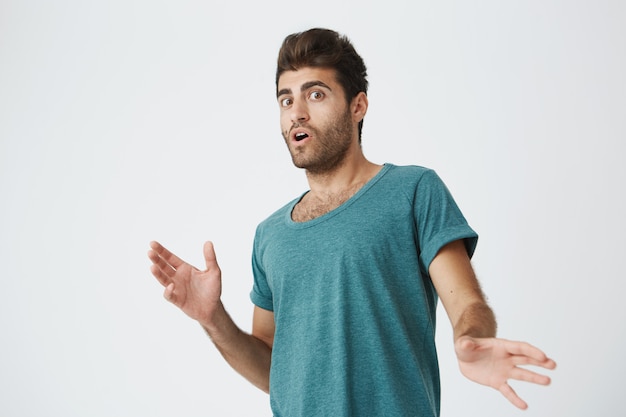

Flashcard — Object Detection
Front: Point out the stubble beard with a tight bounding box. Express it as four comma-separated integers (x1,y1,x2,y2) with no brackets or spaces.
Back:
283,108,355,175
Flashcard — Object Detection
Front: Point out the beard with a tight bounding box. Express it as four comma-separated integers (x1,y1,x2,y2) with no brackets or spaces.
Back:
282,108,355,175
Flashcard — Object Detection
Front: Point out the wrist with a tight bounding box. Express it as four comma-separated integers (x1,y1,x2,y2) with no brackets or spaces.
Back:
453,302,497,341
200,301,238,344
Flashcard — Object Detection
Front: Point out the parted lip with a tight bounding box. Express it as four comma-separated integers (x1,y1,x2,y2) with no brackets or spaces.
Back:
290,127,312,142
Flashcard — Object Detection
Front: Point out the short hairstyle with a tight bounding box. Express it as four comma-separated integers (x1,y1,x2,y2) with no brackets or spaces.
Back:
276,28,369,141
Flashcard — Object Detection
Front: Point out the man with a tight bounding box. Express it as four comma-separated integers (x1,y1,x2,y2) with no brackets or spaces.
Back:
148,28,556,416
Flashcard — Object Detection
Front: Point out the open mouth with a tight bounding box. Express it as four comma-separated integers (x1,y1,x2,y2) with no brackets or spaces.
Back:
295,132,309,142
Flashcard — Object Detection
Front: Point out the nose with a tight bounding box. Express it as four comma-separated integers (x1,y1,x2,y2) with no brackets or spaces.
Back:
290,99,309,124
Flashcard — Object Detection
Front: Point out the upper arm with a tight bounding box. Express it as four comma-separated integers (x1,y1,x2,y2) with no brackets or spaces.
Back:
252,306,275,349
429,239,488,328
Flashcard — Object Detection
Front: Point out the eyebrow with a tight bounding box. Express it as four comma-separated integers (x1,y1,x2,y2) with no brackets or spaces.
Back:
276,80,333,98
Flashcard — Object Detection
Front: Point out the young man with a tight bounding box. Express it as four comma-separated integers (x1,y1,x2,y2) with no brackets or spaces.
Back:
148,28,556,416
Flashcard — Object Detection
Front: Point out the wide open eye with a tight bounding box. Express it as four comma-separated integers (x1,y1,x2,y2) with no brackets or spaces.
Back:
280,97,293,107
309,91,324,101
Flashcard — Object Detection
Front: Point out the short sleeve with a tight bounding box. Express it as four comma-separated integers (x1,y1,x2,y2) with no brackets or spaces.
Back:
249,228,274,311
414,169,478,274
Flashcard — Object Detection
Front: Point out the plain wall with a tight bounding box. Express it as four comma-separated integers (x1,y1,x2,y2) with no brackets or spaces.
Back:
1,1,624,416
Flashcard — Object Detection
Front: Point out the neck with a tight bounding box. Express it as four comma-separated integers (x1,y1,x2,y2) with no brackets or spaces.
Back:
305,152,381,197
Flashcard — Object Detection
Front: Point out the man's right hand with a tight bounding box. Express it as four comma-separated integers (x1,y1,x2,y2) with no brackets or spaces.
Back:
148,240,273,392
148,241,223,326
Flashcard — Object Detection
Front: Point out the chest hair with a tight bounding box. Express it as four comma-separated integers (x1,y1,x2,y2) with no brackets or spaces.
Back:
291,184,364,222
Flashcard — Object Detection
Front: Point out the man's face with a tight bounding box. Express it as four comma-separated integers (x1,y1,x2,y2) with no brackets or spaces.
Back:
277,67,356,174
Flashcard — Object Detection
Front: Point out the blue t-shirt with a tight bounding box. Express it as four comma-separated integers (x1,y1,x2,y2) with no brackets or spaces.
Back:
250,164,478,417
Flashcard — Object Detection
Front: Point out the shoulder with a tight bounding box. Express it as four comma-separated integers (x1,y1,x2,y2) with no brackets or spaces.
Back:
254,194,301,237
383,163,435,181
379,163,444,191
375,164,458,214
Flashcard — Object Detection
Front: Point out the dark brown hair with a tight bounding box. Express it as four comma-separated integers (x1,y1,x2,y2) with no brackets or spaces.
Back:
276,28,369,141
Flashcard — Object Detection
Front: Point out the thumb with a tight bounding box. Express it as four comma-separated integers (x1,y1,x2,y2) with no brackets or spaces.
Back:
203,241,219,270
455,335,479,356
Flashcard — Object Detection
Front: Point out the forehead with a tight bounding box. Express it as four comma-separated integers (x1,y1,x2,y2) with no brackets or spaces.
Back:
277,67,339,92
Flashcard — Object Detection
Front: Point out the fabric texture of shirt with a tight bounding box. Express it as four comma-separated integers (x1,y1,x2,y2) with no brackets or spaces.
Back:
250,164,478,417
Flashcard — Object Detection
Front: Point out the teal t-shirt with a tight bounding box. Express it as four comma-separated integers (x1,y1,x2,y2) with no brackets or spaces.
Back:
250,164,478,417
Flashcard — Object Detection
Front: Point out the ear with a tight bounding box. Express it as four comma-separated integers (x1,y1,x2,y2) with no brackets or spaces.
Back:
350,92,368,123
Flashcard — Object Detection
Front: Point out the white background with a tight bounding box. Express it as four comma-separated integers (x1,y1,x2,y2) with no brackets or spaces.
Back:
1,1,624,416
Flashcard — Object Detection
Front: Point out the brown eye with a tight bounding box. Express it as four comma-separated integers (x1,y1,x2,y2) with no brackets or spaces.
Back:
280,97,292,107
309,91,324,100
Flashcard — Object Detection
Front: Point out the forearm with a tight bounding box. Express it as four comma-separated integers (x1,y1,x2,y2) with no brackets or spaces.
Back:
201,302,272,393
453,301,497,341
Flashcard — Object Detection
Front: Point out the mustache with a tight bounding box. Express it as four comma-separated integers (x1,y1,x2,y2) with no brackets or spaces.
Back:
284,122,313,138
290,121,309,131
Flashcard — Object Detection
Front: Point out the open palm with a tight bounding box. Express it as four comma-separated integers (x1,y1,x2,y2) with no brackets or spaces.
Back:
148,240,222,324
455,335,556,409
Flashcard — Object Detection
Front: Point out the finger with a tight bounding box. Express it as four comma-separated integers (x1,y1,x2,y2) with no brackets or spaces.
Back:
510,366,552,386
499,382,528,410
512,354,558,370
163,283,176,303
150,263,171,287
454,335,479,357
148,250,177,281
203,241,219,270
148,249,175,272
456,335,477,350
150,241,186,269
501,339,553,363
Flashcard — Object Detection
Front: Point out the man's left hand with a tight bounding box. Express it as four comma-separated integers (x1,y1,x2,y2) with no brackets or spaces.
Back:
455,336,557,409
